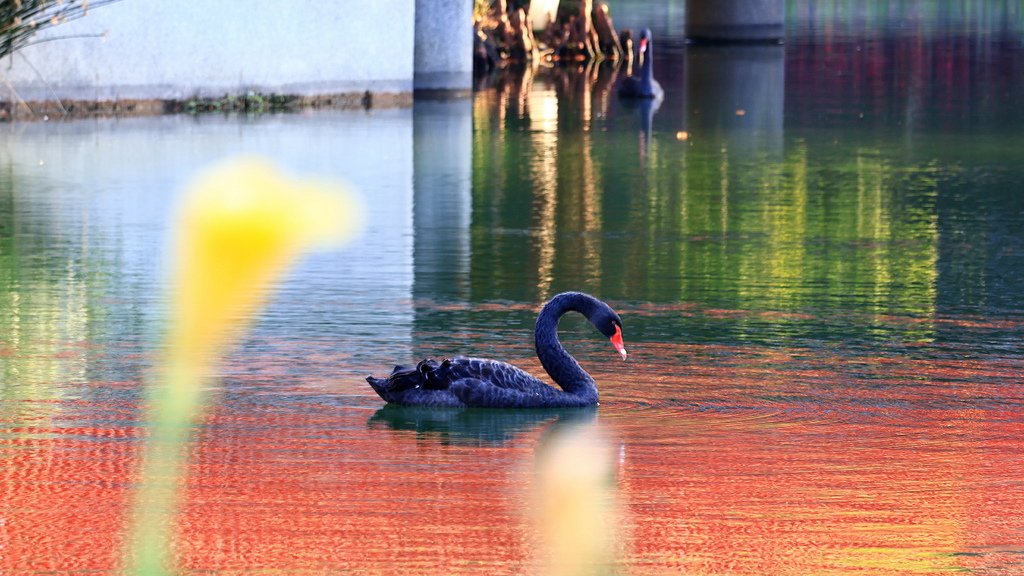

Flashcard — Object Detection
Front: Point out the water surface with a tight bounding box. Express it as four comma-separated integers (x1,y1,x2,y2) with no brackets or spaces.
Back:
2,3,1024,574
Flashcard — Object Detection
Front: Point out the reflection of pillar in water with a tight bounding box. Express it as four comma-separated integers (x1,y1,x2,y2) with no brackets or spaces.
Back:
682,44,786,266
684,45,784,160
412,98,473,303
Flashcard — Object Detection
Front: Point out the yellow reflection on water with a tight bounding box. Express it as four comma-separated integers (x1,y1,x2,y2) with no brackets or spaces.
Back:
0,280,91,393
0,193,92,419
529,86,560,297
577,132,603,287
736,143,808,311
530,86,560,135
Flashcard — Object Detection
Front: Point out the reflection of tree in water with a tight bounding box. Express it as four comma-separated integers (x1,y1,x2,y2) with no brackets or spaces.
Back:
0,161,115,417
368,404,596,446
466,47,1024,345
0,165,12,270
474,59,625,128
471,60,625,307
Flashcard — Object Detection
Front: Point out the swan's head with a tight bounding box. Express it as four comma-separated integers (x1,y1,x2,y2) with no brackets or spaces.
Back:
595,310,627,361
639,28,653,56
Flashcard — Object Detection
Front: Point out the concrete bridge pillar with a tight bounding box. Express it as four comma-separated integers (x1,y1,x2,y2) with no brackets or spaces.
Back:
414,0,474,92
685,0,784,43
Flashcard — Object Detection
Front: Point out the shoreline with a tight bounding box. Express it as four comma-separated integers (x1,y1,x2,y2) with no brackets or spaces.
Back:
0,90,430,122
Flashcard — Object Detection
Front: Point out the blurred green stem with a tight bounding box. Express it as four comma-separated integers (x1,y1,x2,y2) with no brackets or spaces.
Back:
125,358,205,575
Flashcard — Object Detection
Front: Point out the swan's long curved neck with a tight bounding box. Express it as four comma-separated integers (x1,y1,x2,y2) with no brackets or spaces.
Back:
534,293,599,399
641,42,655,88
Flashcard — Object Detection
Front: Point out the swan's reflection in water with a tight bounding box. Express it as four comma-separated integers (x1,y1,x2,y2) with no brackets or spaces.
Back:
368,404,597,446
619,96,662,161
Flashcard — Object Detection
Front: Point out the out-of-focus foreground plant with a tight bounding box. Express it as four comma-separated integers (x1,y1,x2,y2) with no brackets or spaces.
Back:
125,158,362,575
534,424,622,576
0,0,119,59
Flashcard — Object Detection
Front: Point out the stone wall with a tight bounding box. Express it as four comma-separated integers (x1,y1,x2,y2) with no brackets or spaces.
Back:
0,0,471,105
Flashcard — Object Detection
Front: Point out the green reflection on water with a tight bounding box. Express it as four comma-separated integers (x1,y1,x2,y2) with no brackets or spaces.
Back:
0,165,100,408
466,66,968,347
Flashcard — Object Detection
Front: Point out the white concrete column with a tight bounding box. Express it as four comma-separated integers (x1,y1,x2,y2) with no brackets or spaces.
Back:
414,0,474,92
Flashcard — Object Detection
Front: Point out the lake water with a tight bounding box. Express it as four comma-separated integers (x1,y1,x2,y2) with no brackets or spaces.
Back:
2,3,1024,574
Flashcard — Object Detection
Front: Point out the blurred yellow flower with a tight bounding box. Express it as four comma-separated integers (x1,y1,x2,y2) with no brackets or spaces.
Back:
127,157,362,576
170,157,361,367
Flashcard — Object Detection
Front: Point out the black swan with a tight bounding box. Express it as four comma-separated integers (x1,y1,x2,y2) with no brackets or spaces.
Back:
366,292,627,409
617,28,664,100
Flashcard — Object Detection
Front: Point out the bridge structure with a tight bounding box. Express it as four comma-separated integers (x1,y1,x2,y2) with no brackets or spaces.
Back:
0,0,782,112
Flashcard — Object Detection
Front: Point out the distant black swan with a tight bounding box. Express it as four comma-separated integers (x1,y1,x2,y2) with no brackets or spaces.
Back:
618,28,664,100
366,292,627,408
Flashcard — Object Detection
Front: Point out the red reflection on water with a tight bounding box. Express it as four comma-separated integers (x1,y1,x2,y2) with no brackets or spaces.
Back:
0,346,1021,574
175,393,537,573
598,345,1024,575
0,413,139,572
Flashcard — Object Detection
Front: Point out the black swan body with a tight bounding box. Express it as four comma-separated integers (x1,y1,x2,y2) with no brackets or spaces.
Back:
366,292,627,409
618,28,664,100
